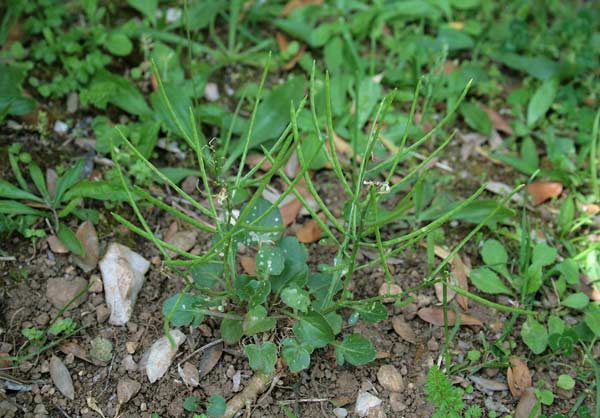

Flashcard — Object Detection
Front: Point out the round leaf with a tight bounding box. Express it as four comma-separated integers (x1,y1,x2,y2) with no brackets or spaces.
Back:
293,311,334,348
220,319,243,345
281,338,312,373
334,334,376,366
561,293,589,310
206,394,226,417
281,286,311,312
521,317,548,354
105,33,133,56
256,245,285,275
245,342,277,373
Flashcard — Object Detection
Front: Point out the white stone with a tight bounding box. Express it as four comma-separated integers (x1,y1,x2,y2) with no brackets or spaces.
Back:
355,392,382,417
204,82,220,102
333,407,348,418
53,121,68,134
99,243,150,326
141,330,186,383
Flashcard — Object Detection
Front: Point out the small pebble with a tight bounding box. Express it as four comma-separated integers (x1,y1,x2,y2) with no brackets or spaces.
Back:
333,407,348,418
53,121,68,134
204,82,220,102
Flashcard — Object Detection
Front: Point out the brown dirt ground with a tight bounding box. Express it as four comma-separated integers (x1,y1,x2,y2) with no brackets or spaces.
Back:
0,124,593,418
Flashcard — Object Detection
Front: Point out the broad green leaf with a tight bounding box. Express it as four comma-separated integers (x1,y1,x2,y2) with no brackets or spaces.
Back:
352,301,388,323
481,239,508,276
245,342,277,373
105,33,133,56
521,317,548,354
293,311,334,348
162,293,203,327
220,319,243,345
190,262,223,288
521,136,539,171
63,180,131,202
558,196,574,234
0,63,37,116
241,198,283,244
469,267,513,295
460,101,491,135
53,159,85,205
557,375,575,391
451,0,479,9
157,167,200,184
357,78,382,129
235,276,271,307
307,272,342,310
127,0,158,23
256,245,285,275
492,53,560,80
281,338,312,373
556,259,579,285
532,243,557,267
561,293,589,310
334,334,376,366
325,312,343,335
243,305,276,335
281,286,311,313
547,315,565,336
0,200,45,216
82,70,151,117
584,309,600,338
525,263,543,294
29,163,49,200
150,83,196,141
0,180,44,202
229,76,306,161
206,394,226,417
527,78,558,126
57,223,85,257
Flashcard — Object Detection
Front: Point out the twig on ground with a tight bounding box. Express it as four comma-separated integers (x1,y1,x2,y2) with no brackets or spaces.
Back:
223,370,276,418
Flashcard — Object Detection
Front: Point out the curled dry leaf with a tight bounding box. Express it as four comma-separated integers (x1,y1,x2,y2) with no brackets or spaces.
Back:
417,307,482,327
527,182,563,205
378,283,402,303
49,355,75,400
178,362,200,387
73,221,100,272
0,352,12,369
514,387,540,418
481,105,514,135
47,235,69,254
198,342,223,378
296,213,326,243
87,396,105,418
507,358,532,397
240,255,257,276
391,317,417,344
431,245,469,310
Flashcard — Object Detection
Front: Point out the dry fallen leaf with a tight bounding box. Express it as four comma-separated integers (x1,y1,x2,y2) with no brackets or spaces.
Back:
481,105,513,135
0,352,12,369
198,342,223,378
275,31,307,70
417,307,483,327
583,204,600,215
378,283,402,303
245,153,272,171
240,255,257,276
280,197,302,226
431,245,469,310
73,221,100,272
527,182,563,205
47,235,69,254
59,341,94,365
391,317,417,344
49,355,75,400
282,0,323,16
514,387,540,418
178,362,200,387
46,168,58,199
507,358,532,398
87,396,106,418
296,213,326,243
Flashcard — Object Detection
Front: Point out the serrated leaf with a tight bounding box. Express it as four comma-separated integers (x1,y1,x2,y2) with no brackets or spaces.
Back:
469,267,513,295
334,334,375,366
293,311,334,348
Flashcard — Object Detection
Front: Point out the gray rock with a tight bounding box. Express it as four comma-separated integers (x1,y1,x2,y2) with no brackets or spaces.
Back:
45,277,88,310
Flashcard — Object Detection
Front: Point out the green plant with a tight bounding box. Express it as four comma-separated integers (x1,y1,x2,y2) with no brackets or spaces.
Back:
425,365,482,418
111,52,526,396
0,143,126,250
